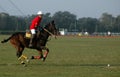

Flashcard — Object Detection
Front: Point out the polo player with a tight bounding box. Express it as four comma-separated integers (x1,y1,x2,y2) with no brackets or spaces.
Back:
29,11,43,47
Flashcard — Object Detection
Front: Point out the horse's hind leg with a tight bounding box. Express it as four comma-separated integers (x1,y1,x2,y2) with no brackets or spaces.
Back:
16,47,24,58
10,39,24,58
16,46,29,64
12,45,27,64
11,43,25,60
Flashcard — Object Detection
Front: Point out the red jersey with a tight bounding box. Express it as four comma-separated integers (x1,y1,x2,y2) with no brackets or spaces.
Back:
30,16,42,30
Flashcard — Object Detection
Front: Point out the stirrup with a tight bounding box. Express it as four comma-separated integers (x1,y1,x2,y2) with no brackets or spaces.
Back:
29,44,33,47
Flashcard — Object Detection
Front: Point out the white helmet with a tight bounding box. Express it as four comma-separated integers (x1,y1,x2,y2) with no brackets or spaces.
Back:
37,11,42,15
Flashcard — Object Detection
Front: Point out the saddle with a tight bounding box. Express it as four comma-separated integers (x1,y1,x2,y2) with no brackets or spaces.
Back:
25,30,40,39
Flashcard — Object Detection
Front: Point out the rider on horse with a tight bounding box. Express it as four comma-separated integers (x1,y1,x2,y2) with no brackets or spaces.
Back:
29,11,43,47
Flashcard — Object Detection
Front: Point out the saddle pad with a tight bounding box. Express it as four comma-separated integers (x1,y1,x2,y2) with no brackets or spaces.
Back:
25,32,31,38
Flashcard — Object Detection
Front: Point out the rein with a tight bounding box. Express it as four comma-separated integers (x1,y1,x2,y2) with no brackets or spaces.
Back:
43,28,54,36
43,28,56,39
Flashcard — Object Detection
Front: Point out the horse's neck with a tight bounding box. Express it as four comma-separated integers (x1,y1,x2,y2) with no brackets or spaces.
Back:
40,29,50,40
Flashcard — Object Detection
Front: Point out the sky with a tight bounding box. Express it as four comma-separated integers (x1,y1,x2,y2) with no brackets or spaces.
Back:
0,0,120,18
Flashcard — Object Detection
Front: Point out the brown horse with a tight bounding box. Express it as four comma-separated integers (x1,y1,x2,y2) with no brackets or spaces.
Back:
1,20,57,63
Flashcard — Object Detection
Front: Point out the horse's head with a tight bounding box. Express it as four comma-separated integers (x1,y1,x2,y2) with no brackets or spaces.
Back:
45,20,58,36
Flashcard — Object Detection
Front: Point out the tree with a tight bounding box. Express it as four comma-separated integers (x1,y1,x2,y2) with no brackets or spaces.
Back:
52,11,77,31
0,13,9,30
114,15,120,32
0,12,120,34
77,17,98,34
99,13,115,32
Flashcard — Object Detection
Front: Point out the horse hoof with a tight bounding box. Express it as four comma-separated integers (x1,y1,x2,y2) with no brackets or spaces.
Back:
42,57,46,62
21,61,25,64
29,44,33,48
31,56,34,59
26,59,30,63
21,62,25,65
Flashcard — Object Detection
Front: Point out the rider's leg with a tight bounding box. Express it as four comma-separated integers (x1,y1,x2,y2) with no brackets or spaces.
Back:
29,29,36,47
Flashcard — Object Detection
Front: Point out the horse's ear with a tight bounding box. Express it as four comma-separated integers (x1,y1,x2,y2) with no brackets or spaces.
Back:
51,20,54,24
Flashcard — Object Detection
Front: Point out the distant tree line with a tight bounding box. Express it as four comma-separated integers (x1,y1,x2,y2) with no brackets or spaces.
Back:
0,11,120,34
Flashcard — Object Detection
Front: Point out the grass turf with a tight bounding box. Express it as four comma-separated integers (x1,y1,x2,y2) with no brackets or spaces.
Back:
0,35,120,77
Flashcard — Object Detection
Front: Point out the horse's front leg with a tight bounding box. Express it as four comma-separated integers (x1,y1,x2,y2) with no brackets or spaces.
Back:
31,49,43,59
41,46,49,61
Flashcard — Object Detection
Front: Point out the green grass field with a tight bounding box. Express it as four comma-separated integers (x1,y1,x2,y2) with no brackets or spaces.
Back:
0,35,120,77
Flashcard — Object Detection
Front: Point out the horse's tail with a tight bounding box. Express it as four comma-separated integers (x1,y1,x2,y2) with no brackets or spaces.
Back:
1,35,12,43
